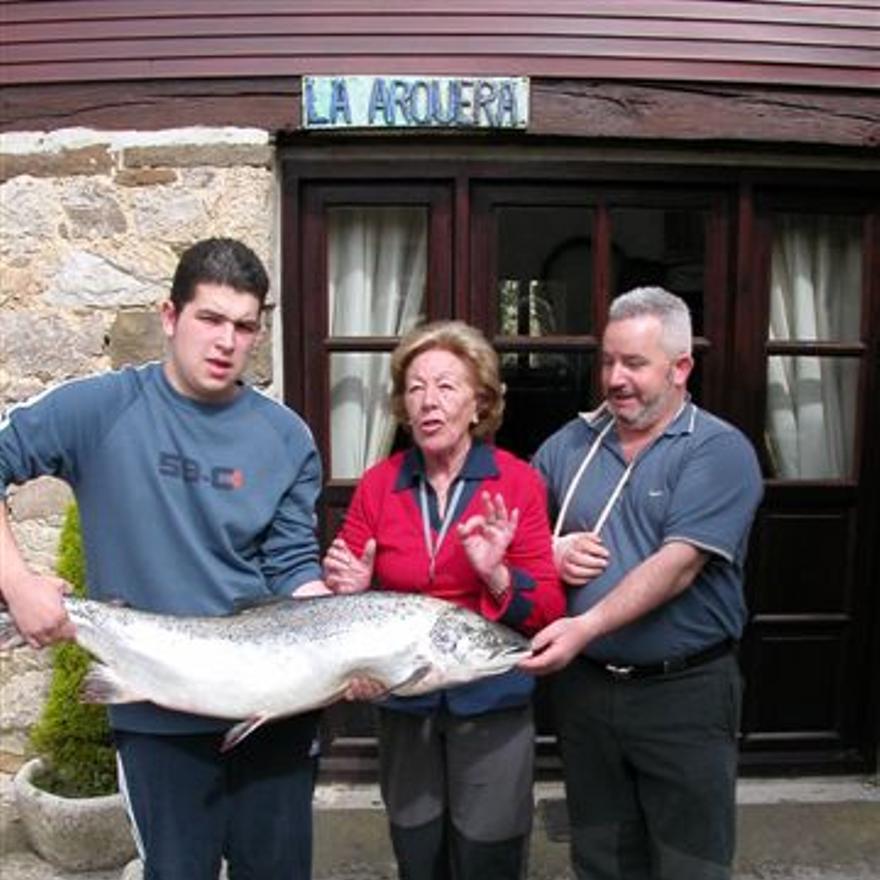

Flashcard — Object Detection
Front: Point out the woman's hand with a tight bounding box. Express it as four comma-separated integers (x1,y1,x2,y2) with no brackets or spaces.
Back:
322,537,376,594
458,492,520,596
343,677,388,702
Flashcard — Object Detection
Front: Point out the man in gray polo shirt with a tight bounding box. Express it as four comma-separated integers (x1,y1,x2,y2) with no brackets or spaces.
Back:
522,286,763,880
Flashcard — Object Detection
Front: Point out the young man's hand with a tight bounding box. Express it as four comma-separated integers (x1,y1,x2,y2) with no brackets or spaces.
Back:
2,573,75,649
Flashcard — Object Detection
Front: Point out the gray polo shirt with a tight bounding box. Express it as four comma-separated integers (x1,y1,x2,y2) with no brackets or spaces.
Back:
532,402,763,665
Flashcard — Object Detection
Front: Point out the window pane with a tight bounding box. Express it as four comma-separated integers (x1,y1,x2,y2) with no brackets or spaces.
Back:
327,206,427,336
496,207,593,335
495,352,594,461
327,206,427,479
765,356,859,479
330,352,397,479
610,208,706,335
769,214,862,342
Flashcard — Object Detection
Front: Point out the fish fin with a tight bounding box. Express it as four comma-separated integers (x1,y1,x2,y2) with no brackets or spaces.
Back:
81,663,141,705
221,714,272,752
387,664,432,694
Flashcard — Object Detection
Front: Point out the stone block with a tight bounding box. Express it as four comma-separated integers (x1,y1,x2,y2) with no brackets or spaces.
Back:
0,649,51,757
0,265,44,311
131,187,206,242
4,519,65,577
108,310,166,368
0,177,62,261
0,311,108,384
0,146,113,184
4,479,72,522
122,144,272,169
245,312,274,387
60,181,127,239
0,668,50,748
114,168,178,187
44,250,163,307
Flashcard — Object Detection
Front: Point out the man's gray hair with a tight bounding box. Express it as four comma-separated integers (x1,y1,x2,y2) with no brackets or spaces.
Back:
608,286,692,356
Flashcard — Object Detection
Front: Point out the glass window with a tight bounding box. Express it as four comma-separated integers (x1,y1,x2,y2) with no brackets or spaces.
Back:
764,214,863,480
496,206,593,336
327,207,427,478
495,352,594,460
328,207,427,336
329,352,398,478
766,356,859,479
610,207,706,335
768,214,862,343
493,206,594,460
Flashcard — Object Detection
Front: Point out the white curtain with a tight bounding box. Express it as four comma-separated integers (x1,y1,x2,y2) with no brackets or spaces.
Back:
766,215,861,478
328,207,427,478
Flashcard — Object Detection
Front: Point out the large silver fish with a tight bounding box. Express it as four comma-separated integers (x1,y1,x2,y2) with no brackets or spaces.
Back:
0,592,532,750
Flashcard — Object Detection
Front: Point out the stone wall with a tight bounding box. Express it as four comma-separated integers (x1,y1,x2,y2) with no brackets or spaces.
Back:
0,126,279,763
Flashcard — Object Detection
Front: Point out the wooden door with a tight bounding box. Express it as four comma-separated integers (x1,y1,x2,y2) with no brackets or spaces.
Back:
732,194,880,772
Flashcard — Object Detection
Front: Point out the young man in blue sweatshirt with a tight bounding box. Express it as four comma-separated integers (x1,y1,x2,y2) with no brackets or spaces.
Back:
0,237,327,879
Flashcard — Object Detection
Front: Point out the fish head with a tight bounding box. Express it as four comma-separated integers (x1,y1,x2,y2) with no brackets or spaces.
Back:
423,606,532,686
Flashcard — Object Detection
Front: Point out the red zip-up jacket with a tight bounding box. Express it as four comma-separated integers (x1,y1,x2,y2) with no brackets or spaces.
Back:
337,441,564,715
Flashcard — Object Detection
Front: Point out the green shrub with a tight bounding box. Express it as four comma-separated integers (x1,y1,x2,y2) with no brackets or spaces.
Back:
29,504,117,797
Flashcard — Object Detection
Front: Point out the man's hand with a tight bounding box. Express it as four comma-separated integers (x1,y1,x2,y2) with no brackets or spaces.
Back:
521,541,709,676
518,615,592,676
3,572,74,649
291,580,332,597
553,531,610,585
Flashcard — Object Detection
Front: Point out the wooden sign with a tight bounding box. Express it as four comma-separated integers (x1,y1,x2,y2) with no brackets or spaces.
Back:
303,75,529,130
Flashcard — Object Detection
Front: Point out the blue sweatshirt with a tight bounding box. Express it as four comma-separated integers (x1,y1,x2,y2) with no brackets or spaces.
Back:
0,362,323,734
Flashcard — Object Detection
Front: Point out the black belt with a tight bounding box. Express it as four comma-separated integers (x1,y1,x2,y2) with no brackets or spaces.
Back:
587,639,736,681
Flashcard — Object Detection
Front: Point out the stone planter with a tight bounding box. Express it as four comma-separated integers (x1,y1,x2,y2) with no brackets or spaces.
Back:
13,757,137,871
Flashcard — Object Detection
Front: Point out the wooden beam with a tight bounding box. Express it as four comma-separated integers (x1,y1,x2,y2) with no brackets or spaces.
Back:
2,78,878,150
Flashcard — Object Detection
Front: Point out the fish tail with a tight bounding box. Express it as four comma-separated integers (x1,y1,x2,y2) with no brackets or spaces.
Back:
81,662,140,705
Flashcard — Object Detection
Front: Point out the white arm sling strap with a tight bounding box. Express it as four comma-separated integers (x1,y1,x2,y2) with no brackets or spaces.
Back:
552,410,636,540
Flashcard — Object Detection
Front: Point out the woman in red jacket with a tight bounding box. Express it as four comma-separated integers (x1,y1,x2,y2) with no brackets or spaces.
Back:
323,320,564,880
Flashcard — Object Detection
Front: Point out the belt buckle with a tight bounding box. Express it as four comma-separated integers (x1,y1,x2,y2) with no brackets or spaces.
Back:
605,663,635,680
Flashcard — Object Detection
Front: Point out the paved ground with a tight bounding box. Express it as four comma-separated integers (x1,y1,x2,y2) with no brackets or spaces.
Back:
2,774,879,879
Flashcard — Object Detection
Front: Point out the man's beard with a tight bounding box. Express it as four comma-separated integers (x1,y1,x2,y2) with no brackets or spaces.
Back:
612,369,676,431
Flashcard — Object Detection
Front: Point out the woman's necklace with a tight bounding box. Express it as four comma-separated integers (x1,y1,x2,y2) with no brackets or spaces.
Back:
419,478,465,582
420,442,470,580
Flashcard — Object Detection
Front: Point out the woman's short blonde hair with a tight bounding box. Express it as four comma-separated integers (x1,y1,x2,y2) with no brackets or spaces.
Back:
390,320,505,439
